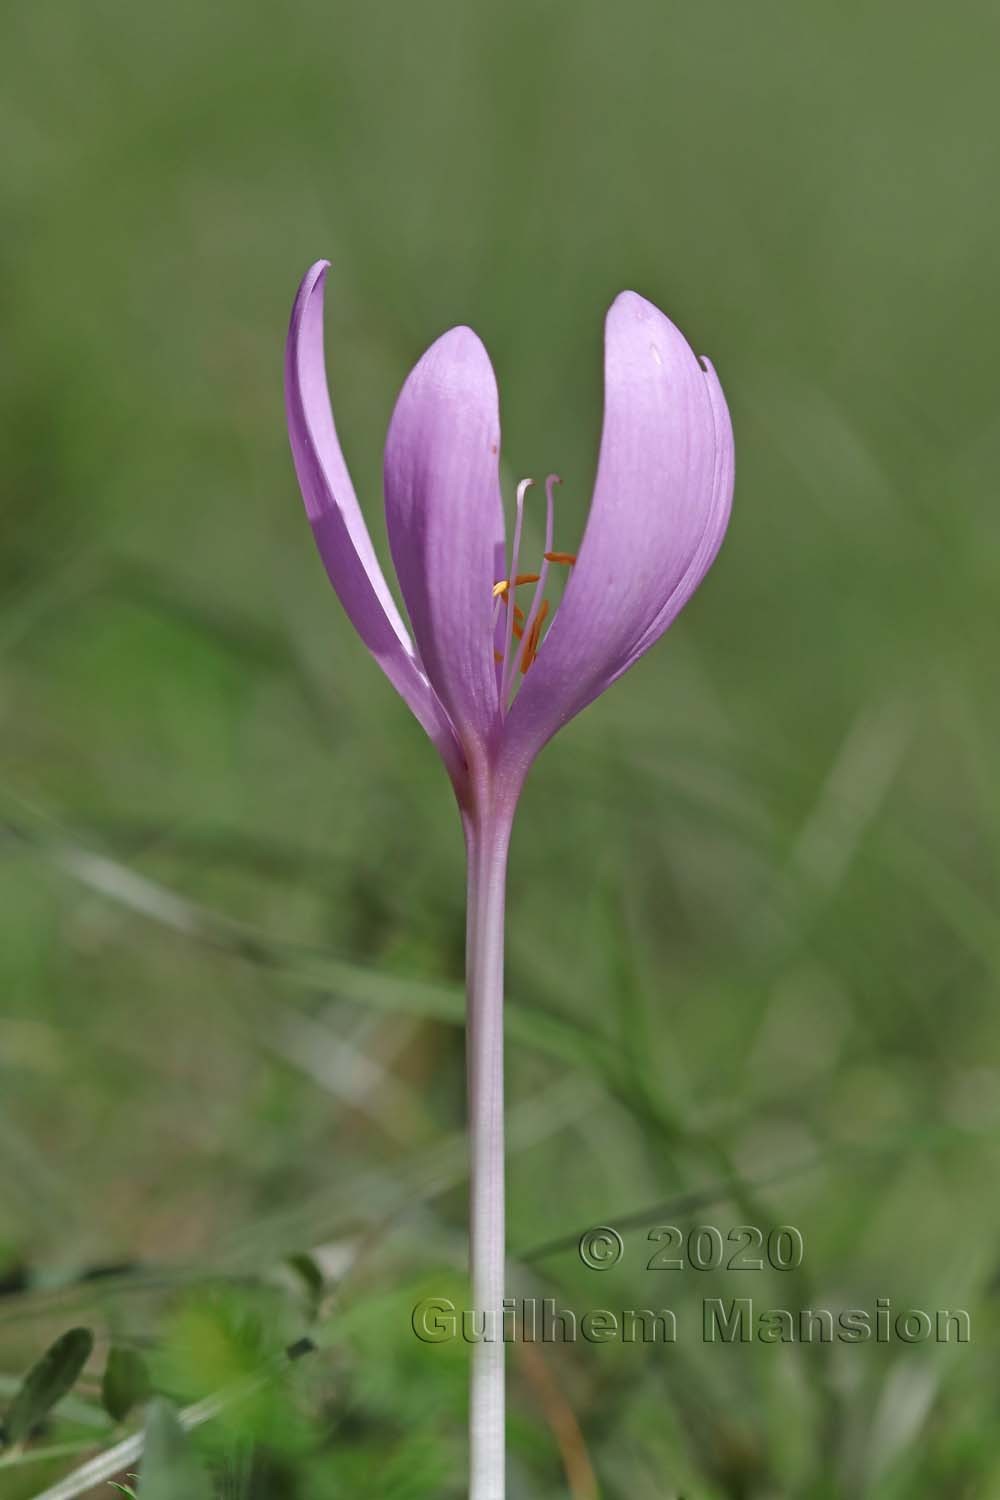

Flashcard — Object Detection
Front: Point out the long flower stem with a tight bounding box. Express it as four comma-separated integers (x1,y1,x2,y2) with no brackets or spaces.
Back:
464,796,514,1500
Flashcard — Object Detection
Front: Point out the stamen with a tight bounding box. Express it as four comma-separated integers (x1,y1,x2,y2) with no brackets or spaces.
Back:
491,572,541,599
520,598,549,673
493,475,573,705
499,478,533,707
509,473,560,689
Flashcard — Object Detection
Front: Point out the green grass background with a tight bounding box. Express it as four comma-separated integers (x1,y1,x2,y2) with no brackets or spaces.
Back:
2,1,999,1495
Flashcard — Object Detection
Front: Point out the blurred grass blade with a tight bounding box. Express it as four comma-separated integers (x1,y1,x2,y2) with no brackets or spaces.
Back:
2,1327,93,1448
137,1400,211,1500
3,809,621,1078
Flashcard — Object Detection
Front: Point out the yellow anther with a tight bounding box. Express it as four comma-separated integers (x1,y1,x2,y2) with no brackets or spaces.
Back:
491,572,541,599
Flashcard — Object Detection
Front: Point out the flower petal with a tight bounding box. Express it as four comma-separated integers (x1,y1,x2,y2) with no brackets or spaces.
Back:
614,356,734,674
384,326,505,750
504,291,732,768
285,262,464,779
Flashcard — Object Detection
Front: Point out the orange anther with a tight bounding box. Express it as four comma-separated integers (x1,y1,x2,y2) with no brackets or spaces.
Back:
494,597,526,636
543,551,576,566
520,598,550,673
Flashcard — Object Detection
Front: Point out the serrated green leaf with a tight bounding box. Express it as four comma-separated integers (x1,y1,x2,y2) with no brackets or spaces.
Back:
102,1348,151,1425
2,1326,94,1447
137,1399,211,1500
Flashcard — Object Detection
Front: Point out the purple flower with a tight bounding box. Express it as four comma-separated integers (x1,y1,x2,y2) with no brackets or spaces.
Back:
285,260,733,814
285,259,733,1500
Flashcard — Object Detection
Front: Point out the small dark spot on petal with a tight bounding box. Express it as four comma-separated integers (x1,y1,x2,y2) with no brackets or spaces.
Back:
490,443,498,454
